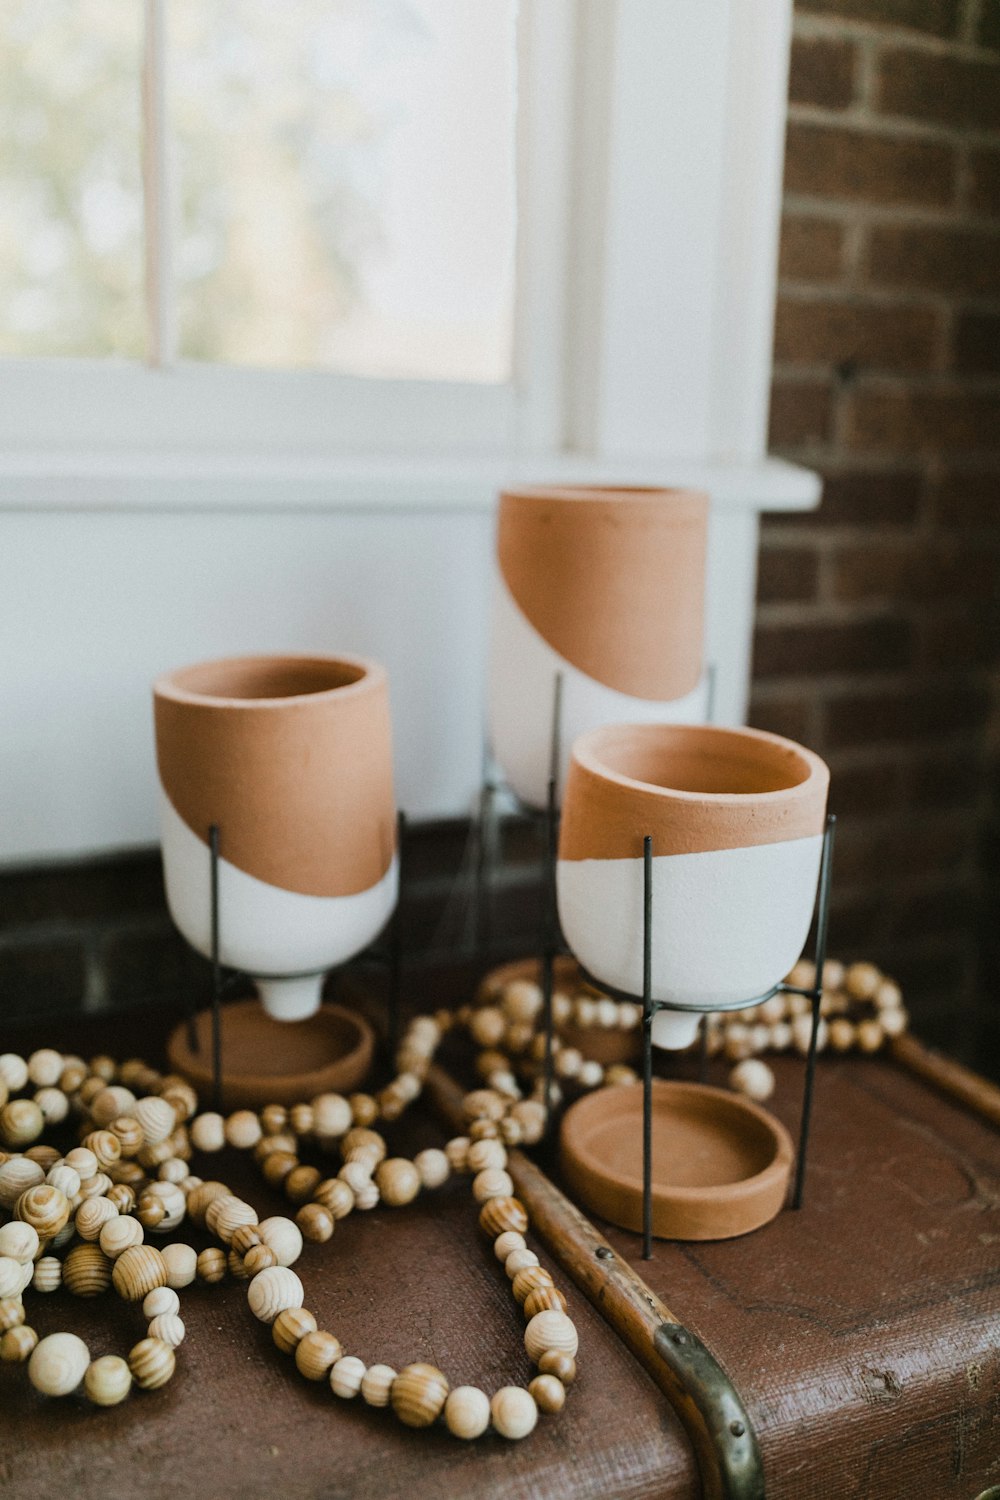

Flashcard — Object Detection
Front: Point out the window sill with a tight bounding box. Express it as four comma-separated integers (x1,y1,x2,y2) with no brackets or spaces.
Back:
0,450,820,514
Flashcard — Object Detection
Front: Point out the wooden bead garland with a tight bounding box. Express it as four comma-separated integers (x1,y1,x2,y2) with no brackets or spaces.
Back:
0,1005,586,1437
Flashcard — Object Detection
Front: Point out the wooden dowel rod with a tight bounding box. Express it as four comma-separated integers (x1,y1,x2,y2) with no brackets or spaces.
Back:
891,1033,1000,1130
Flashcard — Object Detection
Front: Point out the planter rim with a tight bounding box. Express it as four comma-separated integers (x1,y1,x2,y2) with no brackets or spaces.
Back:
500,484,708,517
153,651,384,711
569,722,828,811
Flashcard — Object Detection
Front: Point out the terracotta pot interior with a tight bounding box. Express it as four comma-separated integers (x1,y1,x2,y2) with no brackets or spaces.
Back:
585,727,814,798
164,656,367,703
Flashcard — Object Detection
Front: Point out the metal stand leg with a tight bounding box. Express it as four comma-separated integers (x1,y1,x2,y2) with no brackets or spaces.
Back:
542,771,559,1135
792,814,837,1209
642,835,654,1262
698,1014,710,1084
388,809,406,1065
209,823,223,1114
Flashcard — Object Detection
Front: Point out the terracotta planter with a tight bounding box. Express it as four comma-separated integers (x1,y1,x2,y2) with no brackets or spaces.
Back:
557,723,829,1048
153,654,397,1021
488,485,710,809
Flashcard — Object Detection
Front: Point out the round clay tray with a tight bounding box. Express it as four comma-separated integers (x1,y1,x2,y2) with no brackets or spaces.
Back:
476,955,640,1068
560,1079,793,1241
167,999,375,1111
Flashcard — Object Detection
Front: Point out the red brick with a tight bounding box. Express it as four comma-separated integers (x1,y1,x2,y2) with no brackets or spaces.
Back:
797,0,960,38
784,122,956,207
918,607,1000,669
867,223,1000,297
779,215,846,282
779,467,924,527
825,684,990,747
755,546,821,603
789,36,857,109
828,759,904,813
753,616,912,678
908,748,985,808
931,468,1000,526
876,48,1000,131
832,539,1000,602
846,385,1000,453
768,378,834,448
747,695,816,743
953,310,1000,375
969,149,1000,218
773,295,940,372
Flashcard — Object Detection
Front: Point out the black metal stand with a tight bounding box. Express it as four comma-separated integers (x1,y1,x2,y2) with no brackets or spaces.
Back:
566,814,836,1259
187,812,410,1104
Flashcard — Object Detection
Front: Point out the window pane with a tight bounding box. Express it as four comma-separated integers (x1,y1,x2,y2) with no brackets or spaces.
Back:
171,0,517,381
0,1,144,358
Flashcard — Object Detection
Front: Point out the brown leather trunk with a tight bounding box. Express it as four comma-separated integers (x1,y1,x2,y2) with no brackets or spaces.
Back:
3,968,998,1500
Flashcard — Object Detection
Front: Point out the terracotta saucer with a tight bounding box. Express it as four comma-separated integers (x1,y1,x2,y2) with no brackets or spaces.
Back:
476,955,640,1068
560,1079,793,1241
166,999,375,1111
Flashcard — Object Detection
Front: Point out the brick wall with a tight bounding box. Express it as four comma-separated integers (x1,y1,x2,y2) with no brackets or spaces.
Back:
754,0,1000,1060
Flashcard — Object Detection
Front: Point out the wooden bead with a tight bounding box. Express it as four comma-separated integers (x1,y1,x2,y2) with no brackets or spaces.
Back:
529,1374,566,1413
75,1195,119,1241
147,1314,185,1348
143,1286,180,1319
128,1336,176,1390
295,1330,343,1381
296,1203,334,1243
1,1100,44,1148
512,1265,554,1304
525,1310,578,1363
0,1298,25,1332
46,1163,80,1200
314,1178,355,1218
64,1243,113,1297
85,1354,132,1406
91,1086,136,1127
137,1195,166,1231
467,1138,507,1173
230,1224,262,1256
244,1245,276,1276
537,1349,576,1383
205,1195,259,1244
261,1150,299,1189
0,1257,26,1299
505,1248,540,1279
391,1362,450,1427
109,1117,144,1157
493,1230,526,1263
349,1093,378,1127
473,1168,514,1203
224,1110,262,1150
29,1332,90,1396
375,1158,420,1207
190,1112,226,1153
185,1180,230,1225
312,1093,352,1139
729,1058,775,1102
284,1165,322,1204
524,1285,568,1318
361,1363,397,1407
510,1100,546,1144
338,1161,372,1195
828,1017,855,1052
112,1245,168,1302
0,1157,44,1210
247,1266,304,1324
197,1247,227,1284
846,961,880,1001
16,1182,70,1237
32,1256,62,1292
161,1082,198,1122
354,1181,380,1210
491,1386,538,1440
463,1089,506,1123
79,1170,114,1200
141,1180,185,1232
413,1149,450,1190
1,1325,38,1362
131,1096,176,1146
272,1307,317,1355
445,1136,470,1172
257,1216,303,1268
0,1054,29,1091
479,1196,528,1238
330,1355,366,1398
161,1242,198,1288
444,1384,491,1439
0,1220,39,1263
228,1249,253,1281
857,1018,884,1053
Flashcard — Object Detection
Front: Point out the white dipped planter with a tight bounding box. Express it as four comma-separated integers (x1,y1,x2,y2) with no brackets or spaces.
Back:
489,486,709,809
154,654,397,1021
557,724,829,1049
